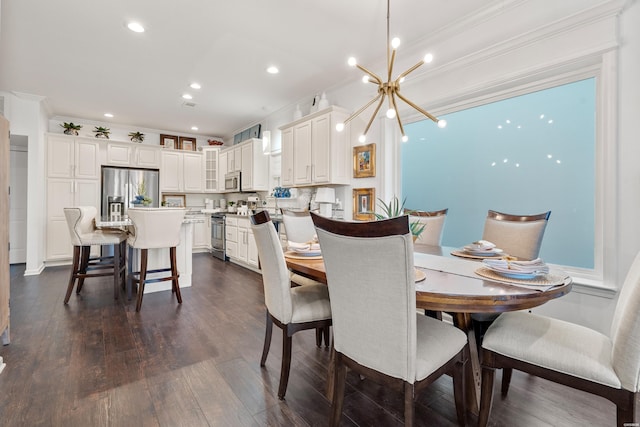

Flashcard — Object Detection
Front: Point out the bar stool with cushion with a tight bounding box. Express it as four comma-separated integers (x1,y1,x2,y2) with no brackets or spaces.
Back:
63,206,128,304
250,210,332,400
479,250,640,427
311,213,468,427
405,208,448,246
127,207,186,312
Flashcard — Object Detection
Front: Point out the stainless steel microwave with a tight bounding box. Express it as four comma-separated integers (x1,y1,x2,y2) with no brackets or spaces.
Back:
224,171,241,192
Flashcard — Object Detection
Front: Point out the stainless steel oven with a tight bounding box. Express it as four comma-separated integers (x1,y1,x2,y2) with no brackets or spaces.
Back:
211,214,226,260
224,171,241,192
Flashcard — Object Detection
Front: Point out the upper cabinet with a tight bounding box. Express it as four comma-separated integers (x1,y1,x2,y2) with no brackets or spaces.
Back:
201,147,220,192
220,138,268,192
279,106,351,187
106,142,161,169
160,150,203,193
47,134,99,180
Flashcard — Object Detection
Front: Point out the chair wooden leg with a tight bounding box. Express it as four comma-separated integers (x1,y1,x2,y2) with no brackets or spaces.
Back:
76,246,91,293
501,368,513,396
404,382,415,427
452,357,467,427
127,245,133,300
315,328,322,347
323,326,331,348
113,242,120,300
64,246,81,304
260,312,273,366
617,391,637,427
277,328,293,400
330,353,347,427
170,246,182,303
478,365,496,427
135,249,148,312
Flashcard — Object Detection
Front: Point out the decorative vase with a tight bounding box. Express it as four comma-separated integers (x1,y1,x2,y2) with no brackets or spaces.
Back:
318,92,329,110
293,104,302,120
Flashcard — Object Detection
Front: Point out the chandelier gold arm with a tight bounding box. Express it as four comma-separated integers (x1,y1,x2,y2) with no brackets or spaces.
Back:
355,64,383,85
362,94,387,136
395,90,439,123
389,93,406,136
388,49,397,81
396,59,426,82
341,92,384,127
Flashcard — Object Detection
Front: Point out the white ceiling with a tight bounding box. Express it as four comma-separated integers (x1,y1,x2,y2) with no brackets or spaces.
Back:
0,0,490,140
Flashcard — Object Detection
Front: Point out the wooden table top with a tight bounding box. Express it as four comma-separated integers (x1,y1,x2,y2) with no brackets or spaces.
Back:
285,244,572,313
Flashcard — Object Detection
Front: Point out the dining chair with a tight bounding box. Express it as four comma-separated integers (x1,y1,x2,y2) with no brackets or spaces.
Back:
311,212,468,427
250,210,332,400
478,251,640,427
481,209,551,261
281,209,316,244
126,207,186,312
405,208,448,246
472,209,552,335
63,206,128,304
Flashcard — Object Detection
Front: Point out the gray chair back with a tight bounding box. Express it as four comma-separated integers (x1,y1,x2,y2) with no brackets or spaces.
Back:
313,214,418,382
281,210,315,243
406,208,448,246
482,210,550,260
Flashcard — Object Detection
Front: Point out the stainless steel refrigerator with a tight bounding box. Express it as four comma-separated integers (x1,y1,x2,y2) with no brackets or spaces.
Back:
101,166,160,218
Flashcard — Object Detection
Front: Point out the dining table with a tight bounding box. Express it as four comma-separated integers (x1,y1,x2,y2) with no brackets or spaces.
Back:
284,243,573,416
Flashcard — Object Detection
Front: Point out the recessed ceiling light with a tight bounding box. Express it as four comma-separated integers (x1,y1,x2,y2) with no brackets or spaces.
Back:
191,126,198,131
127,22,145,33
190,83,201,89
182,94,193,100
104,113,114,118
266,66,279,74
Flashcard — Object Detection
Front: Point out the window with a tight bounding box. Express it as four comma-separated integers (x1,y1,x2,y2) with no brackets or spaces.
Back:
402,78,596,269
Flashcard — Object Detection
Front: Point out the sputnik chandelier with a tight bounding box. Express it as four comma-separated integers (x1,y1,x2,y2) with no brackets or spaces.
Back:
335,0,446,143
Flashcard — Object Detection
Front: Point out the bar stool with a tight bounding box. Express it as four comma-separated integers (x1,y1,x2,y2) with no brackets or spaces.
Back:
126,207,186,312
63,206,128,304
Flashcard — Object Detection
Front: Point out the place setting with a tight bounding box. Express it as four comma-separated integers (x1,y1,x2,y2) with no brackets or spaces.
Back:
451,240,507,259
475,257,569,290
284,238,323,260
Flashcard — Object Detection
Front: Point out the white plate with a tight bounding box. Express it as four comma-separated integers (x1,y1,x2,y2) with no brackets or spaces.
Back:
292,249,322,257
463,248,503,256
493,270,544,280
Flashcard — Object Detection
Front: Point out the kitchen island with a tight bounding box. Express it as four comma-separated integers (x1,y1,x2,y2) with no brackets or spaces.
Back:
96,216,204,294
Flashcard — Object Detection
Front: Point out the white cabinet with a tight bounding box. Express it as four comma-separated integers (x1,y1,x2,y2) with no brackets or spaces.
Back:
226,146,241,172
160,150,203,193
45,134,100,261
218,151,228,192
192,215,210,251
240,138,269,192
106,143,161,168
279,106,351,187
225,216,259,269
281,128,294,187
201,147,220,192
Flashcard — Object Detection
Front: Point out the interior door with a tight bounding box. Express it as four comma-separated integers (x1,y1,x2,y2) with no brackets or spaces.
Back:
9,140,27,263
1,114,11,344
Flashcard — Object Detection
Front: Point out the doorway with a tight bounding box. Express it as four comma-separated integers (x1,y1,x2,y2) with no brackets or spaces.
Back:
10,134,28,264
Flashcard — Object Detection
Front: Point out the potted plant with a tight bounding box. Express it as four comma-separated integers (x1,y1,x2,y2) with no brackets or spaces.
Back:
128,131,145,143
375,196,426,241
228,201,237,213
60,122,82,135
93,126,111,139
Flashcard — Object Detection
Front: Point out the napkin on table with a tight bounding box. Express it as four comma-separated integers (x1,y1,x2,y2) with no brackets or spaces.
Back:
483,258,549,274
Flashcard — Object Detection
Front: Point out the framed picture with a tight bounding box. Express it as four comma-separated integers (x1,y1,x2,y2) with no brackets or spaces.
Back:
162,194,186,207
160,134,178,149
353,188,375,221
353,143,376,178
179,136,197,151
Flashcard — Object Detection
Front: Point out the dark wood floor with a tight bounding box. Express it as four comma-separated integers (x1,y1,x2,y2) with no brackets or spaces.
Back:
0,253,620,426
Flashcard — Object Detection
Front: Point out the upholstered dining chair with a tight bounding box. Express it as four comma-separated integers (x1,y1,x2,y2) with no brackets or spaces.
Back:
311,213,468,427
281,209,316,244
405,208,448,246
472,209,552,334
250,210,332,400
478,251,640,427
126,207,186,312
63,206,128,304
481,209,551,261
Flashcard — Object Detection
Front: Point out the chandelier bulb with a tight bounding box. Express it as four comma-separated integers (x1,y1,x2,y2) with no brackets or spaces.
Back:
386,108,396,119
348,57,357,67
358,134,367,143
391,37,401,49
401,135,409,143
423,53,434,64
437,119,447,128
336,123,345,132
362,75,370,84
